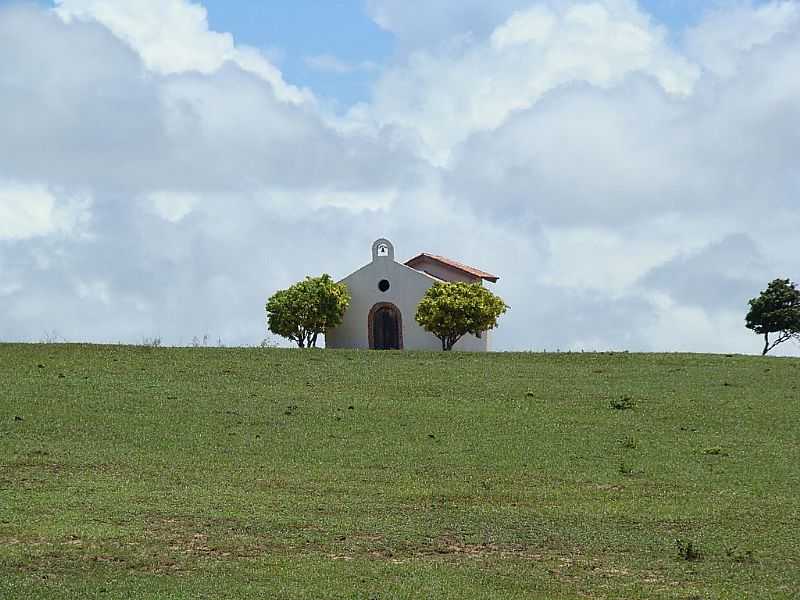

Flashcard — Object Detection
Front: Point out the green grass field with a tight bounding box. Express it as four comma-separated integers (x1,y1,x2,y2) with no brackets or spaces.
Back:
1,344,799,599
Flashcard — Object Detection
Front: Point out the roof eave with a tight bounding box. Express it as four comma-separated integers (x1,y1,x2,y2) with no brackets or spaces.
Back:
405,253,500,283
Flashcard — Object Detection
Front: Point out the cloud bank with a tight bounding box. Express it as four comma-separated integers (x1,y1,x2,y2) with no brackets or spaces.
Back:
1,0,798,355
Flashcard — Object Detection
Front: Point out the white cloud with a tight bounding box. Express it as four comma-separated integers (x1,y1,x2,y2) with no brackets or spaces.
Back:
491,5,558,48
364,0,699,164
0,181,91,241
686,0,800,77
304,54,378,74
366,0,531,50
639,234,768,311
54,0,310,104
642,299,753,354
539,224,688,292
76,279,112,305
267,187,397,215
147,191,198,223
0,283,23,297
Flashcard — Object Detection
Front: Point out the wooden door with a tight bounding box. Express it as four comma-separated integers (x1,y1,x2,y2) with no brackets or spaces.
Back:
371,305,401,350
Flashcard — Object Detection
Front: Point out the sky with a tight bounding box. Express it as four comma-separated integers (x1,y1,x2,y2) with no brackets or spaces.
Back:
1,0,799,355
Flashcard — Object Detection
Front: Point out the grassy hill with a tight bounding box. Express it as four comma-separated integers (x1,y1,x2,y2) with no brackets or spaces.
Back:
1,344,799,599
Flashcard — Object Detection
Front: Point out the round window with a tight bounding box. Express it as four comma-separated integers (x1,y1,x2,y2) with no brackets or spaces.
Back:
378,279,390,292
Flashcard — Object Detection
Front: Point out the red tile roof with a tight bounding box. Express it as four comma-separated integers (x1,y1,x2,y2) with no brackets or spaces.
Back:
405,253,499,283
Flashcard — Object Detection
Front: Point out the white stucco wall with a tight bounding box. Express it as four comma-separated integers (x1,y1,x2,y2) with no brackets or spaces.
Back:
325,239,488,351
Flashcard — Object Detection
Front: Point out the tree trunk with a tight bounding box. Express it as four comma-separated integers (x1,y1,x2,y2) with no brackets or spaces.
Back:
762,333,770,356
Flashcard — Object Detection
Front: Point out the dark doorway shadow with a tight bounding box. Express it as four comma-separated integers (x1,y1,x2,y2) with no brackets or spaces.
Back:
369,303,403,350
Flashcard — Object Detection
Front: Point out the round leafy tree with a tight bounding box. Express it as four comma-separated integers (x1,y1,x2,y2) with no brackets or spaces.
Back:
746,278,800,355
415,282,508,351
266,275,350,348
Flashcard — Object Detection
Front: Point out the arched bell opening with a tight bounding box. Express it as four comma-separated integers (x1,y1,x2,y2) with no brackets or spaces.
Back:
371,238,395,262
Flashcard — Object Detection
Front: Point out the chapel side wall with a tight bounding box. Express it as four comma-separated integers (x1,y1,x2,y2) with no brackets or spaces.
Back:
405,259,492,351
408,259,478,284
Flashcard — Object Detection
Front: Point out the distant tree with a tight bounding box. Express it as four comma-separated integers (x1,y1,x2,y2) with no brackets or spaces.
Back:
746,278,800,355
266,275,351,348
415,282,508,351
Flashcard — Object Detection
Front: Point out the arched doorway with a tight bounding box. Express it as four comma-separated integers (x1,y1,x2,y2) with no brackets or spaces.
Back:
368,303,403,350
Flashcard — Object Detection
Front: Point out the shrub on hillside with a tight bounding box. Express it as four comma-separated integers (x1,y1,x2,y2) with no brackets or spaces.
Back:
266,275,350,348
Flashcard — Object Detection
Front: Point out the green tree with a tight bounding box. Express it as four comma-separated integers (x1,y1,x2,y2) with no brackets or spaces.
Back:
415,282,508,351
746,278,800,355
266,275,351,348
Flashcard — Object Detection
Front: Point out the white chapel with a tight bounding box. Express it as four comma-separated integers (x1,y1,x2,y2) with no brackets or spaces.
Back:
325,239,500,351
